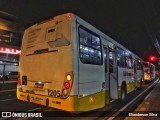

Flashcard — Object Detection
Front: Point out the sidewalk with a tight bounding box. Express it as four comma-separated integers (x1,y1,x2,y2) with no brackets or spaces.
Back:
125,80,160,120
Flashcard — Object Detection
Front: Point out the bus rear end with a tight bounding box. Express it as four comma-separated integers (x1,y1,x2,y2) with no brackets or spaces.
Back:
143,62,153,82
17,13,77,112
143,62,150,81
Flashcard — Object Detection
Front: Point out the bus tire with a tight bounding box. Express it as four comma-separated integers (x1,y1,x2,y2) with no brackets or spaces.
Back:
121,82,127,101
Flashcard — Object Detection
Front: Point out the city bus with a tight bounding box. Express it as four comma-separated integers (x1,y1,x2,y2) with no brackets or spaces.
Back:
143,62,155,82
17,13,143,112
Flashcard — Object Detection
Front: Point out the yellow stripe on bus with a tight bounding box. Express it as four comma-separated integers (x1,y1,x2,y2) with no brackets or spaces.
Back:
17,90,107,112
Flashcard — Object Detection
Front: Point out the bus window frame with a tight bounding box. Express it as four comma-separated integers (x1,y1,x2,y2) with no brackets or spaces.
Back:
125,53,133,69
117,47,126,68
78,25,103,65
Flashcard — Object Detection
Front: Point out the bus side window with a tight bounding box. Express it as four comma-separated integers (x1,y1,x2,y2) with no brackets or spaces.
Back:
117,47,125,67
134,61,137,74
79,26,102,65
125,52,133,68
109,51,116,73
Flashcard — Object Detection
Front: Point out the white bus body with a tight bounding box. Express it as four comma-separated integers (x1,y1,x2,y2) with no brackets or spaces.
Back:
17,13,143,112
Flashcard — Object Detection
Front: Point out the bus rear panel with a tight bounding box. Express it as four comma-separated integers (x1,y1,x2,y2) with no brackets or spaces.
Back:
17,14,78,112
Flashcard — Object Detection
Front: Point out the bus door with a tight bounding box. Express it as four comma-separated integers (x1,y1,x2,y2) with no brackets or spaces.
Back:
134,60,138,87
103,46,109,104
108,47,118,101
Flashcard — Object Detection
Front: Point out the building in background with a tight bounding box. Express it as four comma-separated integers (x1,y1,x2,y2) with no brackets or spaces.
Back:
0,11,24,80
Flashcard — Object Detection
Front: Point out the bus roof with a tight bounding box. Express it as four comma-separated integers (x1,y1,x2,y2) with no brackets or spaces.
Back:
24,13,142,60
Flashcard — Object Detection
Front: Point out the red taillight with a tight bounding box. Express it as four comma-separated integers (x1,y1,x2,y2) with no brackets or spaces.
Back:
64,82,70,89
61,72,73,98
145,73,150,79
18,72,21,85
146,73,150,77
18,79,21,85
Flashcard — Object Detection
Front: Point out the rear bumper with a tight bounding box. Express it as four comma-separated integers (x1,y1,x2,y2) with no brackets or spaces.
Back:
17,89,105,113
16,89,78,112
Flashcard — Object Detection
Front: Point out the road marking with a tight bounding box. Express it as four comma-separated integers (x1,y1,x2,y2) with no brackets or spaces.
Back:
0,81,17,84
0,89,16,93
26,107,42,112
105,79,159,120
0,98,17,102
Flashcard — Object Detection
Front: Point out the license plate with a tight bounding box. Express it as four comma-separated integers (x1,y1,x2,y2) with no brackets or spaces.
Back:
34,83,44,88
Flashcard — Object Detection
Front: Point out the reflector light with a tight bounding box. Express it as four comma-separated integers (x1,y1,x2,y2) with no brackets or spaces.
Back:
18,79,21,85
17,72,22,91
67,14,72,20
66,75,71,81
68,15,71,18
83,94,87,97
62,89,68,96
90,97,93,102
64,82,70,89
79,94,87,97
145,73,150,79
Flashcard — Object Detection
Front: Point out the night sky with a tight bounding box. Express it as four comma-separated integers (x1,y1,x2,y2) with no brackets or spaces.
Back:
0,0,160,61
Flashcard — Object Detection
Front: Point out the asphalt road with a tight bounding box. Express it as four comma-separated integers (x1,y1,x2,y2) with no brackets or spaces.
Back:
0,80,157,120
0,91,40,112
